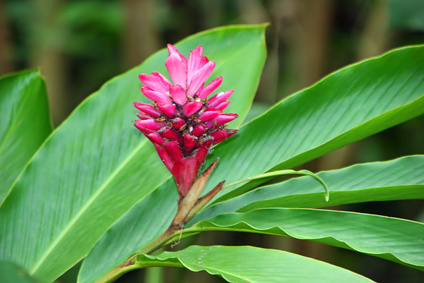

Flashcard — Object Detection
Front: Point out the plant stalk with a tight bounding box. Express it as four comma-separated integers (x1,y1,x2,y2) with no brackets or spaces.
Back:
98,159,221,282
97,224,181,282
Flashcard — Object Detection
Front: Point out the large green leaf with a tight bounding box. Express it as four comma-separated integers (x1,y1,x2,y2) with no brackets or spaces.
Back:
0,25,267,282
0,70,52,205
187,209,424,271
202,45,424,203
190,155,424,223
138,245,374,282
78,46,424,281
78,179,178,283
0,261,38,283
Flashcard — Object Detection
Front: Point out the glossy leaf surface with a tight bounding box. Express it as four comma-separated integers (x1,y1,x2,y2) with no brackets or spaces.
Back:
0,25,267,282
190,155,424,223
0,70,52,204
138,245,374,282
78,179,178,283
79,46,424,282
188,209,424,270
202,45,424,203
0,261,37,283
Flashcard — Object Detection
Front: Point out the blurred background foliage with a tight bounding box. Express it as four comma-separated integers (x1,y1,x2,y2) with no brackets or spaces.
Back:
1,0,423,282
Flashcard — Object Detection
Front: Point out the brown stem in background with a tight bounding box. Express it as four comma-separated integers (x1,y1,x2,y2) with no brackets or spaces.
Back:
357,0,390,59
0,0,15,74
122,0,161,68
32,0,68,125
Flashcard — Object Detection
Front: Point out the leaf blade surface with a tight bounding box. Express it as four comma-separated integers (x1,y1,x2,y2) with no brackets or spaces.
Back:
190,209,424,270
191,155,424,222
139,245,374,283
0,70,52,204
0,25,267,282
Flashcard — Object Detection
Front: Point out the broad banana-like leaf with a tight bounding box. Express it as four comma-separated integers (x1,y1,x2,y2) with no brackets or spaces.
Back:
0,70,52,204
0,261,37,283
188,209,424,270
191,155,424,223
0,25,267,282
79,46,424,282
202,45,424,203
138,245,374,282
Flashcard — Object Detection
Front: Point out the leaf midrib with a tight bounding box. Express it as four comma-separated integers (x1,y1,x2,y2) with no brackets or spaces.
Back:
29,139,150,275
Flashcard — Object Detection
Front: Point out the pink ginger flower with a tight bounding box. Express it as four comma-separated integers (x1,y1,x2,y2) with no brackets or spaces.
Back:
134,44,238,198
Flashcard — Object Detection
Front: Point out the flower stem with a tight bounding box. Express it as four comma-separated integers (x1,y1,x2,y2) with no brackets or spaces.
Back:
98,160,222,282
97,225,181,282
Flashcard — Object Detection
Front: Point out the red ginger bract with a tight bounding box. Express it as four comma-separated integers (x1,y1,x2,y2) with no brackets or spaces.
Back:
134,44,238,197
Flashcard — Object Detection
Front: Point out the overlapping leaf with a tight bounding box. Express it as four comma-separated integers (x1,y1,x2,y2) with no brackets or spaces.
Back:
0,25,267,282
188,209,424,271
0,70,52,204
202,45,424,203
79,46,424,282
190,155,424,223
138,245,374,282
78,179,178,283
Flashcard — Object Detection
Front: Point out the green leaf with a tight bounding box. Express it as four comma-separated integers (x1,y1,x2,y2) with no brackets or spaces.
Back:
0,25,267,282
241,102,270,124
223,169,329,202
0,261,38,283
202,45,424,203
138,245,374,283
190,155,424,223
188,209,424,271
0,70,52,205
80,46,424,281
78,179,177,283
